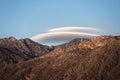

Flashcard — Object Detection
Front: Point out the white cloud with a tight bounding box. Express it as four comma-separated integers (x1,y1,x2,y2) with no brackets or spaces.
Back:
49,27,100,33
30,27,100,45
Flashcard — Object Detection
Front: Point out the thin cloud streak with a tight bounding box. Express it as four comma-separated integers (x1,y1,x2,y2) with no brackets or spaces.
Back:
49,27,100,33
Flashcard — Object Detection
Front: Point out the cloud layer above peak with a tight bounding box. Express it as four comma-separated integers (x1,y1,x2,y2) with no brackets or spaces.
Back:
49,27,100,33
31,26,100,45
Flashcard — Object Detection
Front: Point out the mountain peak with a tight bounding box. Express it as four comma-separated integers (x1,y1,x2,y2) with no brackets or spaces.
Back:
0,36,17,41
0,37,51,63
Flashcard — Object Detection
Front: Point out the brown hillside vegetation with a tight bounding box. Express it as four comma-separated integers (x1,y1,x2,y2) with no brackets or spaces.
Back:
0,36,120,80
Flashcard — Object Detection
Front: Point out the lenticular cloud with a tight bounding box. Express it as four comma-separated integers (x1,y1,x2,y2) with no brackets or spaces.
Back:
31,26,100,45
49,27,100,33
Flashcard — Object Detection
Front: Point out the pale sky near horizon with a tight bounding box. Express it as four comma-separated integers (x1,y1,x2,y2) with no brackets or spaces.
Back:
0,0,120,39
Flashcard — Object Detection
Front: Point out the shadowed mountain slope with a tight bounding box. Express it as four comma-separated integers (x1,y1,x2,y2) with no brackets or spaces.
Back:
0,37,50,64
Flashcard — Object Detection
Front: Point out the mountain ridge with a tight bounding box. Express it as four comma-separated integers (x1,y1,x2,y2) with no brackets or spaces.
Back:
0,35,120,80
0,37,51,64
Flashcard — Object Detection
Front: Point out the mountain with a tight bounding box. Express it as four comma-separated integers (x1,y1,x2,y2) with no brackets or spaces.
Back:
0,36,120,80
0,37,51,64
55,38,90,49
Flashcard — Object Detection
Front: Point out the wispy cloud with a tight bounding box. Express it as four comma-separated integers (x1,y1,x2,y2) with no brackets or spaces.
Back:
31,26,100,45
49,27,100,33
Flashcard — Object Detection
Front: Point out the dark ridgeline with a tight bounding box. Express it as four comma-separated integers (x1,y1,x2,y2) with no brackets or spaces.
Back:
0,36,120,80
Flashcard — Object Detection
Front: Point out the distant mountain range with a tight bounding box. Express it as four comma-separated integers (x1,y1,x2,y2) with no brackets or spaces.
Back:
0,36,120,80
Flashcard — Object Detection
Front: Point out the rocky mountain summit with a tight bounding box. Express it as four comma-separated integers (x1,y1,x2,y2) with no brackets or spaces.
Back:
0,36,120,80
0,37,50,63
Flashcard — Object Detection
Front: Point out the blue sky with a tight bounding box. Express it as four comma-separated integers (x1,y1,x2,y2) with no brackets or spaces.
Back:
0,0,120,39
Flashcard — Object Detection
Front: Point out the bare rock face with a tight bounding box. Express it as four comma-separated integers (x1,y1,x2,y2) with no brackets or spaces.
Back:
0,36,120,80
